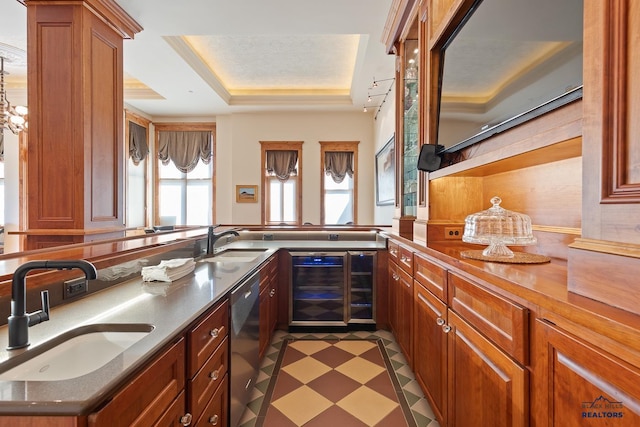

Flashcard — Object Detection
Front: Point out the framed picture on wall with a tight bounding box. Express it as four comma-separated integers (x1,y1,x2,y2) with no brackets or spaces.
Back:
236,185,258,203
375,136,395,206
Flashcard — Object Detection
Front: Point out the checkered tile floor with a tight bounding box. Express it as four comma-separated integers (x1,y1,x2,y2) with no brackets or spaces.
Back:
239,330,441,427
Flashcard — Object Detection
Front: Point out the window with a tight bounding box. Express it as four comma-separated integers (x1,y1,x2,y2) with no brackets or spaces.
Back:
125,111,150,228
154,123,215,226
320,141,359,225
260,141,303,225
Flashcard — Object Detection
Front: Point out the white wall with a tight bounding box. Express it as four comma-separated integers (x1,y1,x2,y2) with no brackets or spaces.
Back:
215,111,377,225
372,82,396,225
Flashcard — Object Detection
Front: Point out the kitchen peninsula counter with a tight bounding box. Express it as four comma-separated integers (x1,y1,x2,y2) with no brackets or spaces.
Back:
0,235,386,415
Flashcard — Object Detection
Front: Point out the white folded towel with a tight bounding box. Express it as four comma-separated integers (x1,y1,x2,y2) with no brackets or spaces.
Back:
141,258,196,282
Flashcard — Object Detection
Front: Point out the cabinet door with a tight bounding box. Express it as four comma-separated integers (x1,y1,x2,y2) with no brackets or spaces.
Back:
89,338,186,427
388,260,400,335
414,282,447,424
447,311,528,427
153,390,187,427
532,319,640,427
398,266,414,366
259,285,270,360
269,277,278,334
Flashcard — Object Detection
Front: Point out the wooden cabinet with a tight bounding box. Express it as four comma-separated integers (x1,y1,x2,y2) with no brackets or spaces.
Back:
532,319,640,427
88,337,187,427
187,299,229,427
445,272,529,426
388,257,399,335
259,254,279,360
388,240,414,366
414,280,447,423
447,310,528,427
408,254,530,426
397,265,413,367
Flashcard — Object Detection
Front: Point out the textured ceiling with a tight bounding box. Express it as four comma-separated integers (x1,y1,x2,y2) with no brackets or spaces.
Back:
0,0,396,119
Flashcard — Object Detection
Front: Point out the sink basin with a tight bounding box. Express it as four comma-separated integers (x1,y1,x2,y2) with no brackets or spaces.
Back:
0,323,154,381
203,249,267,263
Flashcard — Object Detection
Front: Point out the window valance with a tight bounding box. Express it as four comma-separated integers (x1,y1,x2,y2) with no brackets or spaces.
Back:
324,151,354,183
266,150,298,181
158,130,212,173
128,121,149,165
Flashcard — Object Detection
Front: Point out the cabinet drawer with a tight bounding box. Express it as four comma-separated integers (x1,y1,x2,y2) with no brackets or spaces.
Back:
388,240,399,262
189,337,229,422
89,338,186,427
194,374,228,427
414,253,447,301
398,246,414,274
448,272,528,364
188,300,229,378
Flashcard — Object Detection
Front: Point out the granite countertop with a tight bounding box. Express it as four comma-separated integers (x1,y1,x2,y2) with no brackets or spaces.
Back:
0,238,386,416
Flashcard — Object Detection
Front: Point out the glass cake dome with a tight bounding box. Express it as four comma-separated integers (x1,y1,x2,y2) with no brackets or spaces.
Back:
462,196,536,258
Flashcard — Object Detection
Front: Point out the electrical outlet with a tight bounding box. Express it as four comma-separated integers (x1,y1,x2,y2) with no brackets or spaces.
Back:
444,227,463,240
64,277,88,299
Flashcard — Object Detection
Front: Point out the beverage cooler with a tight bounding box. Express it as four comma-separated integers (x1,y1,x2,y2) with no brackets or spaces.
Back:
289,251,376,327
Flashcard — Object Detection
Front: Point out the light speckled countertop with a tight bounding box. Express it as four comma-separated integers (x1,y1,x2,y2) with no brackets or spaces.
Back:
0,239,385,415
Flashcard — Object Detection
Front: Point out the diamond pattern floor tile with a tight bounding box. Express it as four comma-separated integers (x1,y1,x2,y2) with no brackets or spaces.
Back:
241,330,438,427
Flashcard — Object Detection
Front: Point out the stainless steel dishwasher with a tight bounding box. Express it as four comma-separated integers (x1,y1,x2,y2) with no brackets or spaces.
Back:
229,270,261,427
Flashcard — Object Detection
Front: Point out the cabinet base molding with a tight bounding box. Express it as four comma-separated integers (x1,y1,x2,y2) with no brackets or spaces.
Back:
568,239,640,315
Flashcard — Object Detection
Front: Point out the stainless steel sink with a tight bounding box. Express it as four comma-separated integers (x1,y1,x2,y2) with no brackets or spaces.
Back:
0,323,154,381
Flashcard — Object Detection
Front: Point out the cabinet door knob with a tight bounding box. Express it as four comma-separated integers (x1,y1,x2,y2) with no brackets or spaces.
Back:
208,414,219,425
209,368,220,380
180,413,193,426
442,325,451,333
210,328,220,338
436,318,445,326
392,273,399,281
270,288,276,297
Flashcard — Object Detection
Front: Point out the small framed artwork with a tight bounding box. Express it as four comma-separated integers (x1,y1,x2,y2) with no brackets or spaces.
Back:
236,185,258,203
375,135,396,206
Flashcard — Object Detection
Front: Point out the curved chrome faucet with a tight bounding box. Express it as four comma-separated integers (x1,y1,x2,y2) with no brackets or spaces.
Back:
7,260,98,350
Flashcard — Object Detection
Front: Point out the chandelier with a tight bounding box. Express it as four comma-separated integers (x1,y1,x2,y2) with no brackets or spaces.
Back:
1,56,28,135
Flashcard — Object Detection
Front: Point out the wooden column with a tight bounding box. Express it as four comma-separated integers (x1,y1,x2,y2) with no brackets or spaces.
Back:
24,0,141,249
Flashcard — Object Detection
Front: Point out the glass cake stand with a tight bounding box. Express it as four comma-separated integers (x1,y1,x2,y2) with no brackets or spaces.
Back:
461,196,549,263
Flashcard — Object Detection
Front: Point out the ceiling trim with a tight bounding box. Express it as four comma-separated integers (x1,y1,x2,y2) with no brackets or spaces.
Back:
163,35,232,104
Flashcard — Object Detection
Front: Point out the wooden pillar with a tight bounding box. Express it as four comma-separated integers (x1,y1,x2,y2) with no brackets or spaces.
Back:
24,0,141,249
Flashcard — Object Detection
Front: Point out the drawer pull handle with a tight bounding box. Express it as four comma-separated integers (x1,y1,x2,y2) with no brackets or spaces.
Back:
392,273,399,281
209,414,219,425
180,413,193,426
209,368,220,380
270,289,276,297
442,325,451,333
436,318,445,326
210,328,220,338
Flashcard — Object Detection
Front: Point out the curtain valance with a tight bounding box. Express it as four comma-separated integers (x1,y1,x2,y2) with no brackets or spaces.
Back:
128,121,149,165
266,150,298,181
158,131,212,173
324,151,353,183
